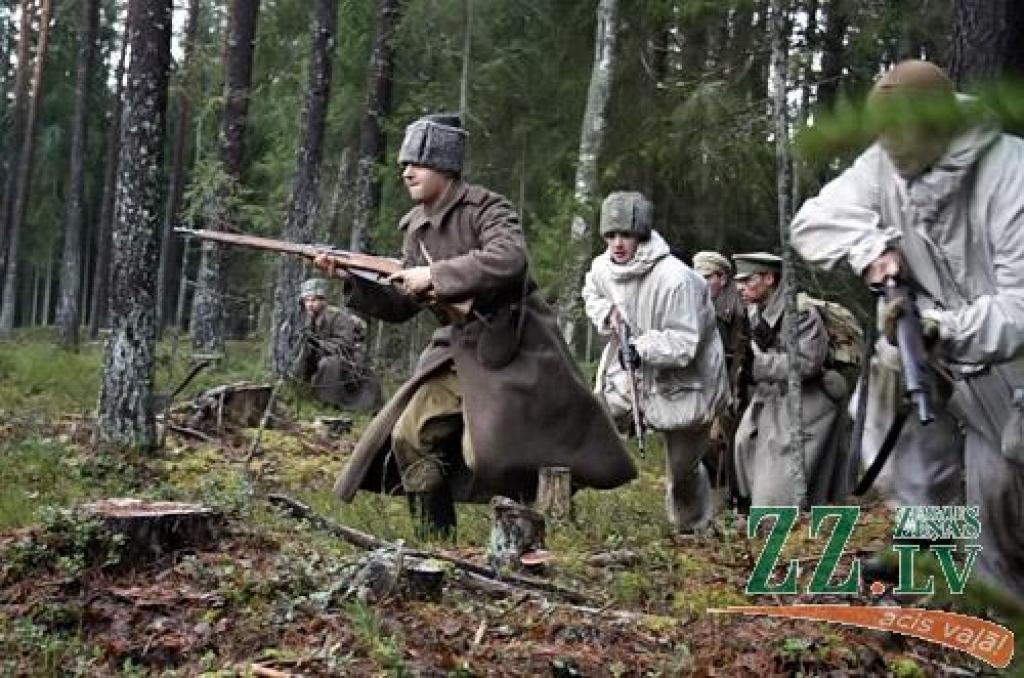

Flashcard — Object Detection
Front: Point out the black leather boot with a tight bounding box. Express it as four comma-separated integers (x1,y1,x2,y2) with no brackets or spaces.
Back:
407,485,457,541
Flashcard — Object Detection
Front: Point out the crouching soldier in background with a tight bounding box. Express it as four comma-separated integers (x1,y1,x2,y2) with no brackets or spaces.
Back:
692,250,749,510
316,113,636,539
732,253,848,507
583,192,729,534
291,278,382,412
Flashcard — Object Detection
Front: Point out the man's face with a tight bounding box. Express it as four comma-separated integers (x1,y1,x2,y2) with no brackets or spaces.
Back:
703,271,725,299
402,163,452,205
604,232,641,265
302,295,325,318
878,126,949,179
737,272,774,305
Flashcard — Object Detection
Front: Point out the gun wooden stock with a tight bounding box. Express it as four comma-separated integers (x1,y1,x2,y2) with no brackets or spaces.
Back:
175,227,472,322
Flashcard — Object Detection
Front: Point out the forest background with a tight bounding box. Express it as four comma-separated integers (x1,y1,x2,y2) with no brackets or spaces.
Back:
2,0,1019,377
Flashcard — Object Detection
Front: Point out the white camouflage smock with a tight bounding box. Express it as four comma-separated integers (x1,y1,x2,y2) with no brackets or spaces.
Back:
791,121,1024,605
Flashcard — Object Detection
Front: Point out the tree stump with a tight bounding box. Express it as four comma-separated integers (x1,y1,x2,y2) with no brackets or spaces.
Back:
535,466,574,524
80,498,220,568
403,558,446,602
488,496,546,571
182,382,275,431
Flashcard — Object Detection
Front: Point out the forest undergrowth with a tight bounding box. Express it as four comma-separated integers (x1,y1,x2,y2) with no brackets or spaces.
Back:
0,334,1019,676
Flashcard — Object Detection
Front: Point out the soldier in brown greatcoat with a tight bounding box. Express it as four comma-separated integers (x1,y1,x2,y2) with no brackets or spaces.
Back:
315,113,635,538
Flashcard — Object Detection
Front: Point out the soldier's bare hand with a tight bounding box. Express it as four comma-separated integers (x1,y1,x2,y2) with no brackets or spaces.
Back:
387,265,433,296
609,306,624,334
312,252,347,279
863,249,902,286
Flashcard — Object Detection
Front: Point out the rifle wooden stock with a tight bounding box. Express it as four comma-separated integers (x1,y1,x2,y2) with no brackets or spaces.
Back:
175,227,472,322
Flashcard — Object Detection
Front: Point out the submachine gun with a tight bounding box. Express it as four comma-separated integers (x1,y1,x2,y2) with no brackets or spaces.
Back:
853,275,934,496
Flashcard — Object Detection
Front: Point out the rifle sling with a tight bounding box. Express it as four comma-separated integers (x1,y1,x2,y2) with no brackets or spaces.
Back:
853,402,910,496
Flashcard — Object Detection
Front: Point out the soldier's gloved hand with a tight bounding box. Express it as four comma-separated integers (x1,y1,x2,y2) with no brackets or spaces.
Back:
880,297,941,349
619,340,641,371
879,295,905,346
751,318,774,352
920,316,940,348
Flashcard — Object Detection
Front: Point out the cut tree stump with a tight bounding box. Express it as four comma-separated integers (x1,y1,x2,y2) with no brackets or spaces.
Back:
80,498,220,567
535,466,574,523
488,496,546,571
182,382,276,431
403,558,446,602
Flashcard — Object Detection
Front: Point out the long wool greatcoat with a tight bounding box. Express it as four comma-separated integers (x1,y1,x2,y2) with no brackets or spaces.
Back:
790,120,1024,605
733,286,846,506
333,182,637,503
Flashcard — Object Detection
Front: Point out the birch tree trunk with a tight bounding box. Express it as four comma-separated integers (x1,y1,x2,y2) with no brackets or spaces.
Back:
96,0,173,450
89,6,130,339
556,0,620,347
42,247,53,326
190,0,260,356
55,0,100,348
325,146,351,243
349,0,402,254
770,0,806,508
156,0,201,332
0,0,51,337
269,0,336,376
459,0,472,119
0,0,34,298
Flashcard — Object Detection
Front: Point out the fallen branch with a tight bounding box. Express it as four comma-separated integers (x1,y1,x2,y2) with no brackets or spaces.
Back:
165,423,217,444
267,493,592,605
246,663,292,678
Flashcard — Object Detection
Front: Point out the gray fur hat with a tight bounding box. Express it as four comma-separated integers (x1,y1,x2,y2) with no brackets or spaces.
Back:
397,113,468,174
600,191,653,239
300,278,329,299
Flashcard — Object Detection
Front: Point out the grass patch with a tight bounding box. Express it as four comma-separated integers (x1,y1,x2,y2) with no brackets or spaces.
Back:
0,437,126,529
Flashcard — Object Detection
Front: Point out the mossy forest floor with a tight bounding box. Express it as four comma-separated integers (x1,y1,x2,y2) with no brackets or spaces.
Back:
0,331,1020,676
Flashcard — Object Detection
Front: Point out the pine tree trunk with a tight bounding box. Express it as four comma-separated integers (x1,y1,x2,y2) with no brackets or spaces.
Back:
89,7,130,340
190,0,260,357
0,0,51,337
55,0,100,348
0,0,33,299
556,0,620,347
951,0,1024,89
349,0,402,254
770,0,806,508
817,0,847,114
156,0,201,333
269,0,336,376
96,0,173,451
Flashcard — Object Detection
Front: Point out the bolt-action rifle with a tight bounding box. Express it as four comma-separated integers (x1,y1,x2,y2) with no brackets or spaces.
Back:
615,312,645,457
175,228,471,321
